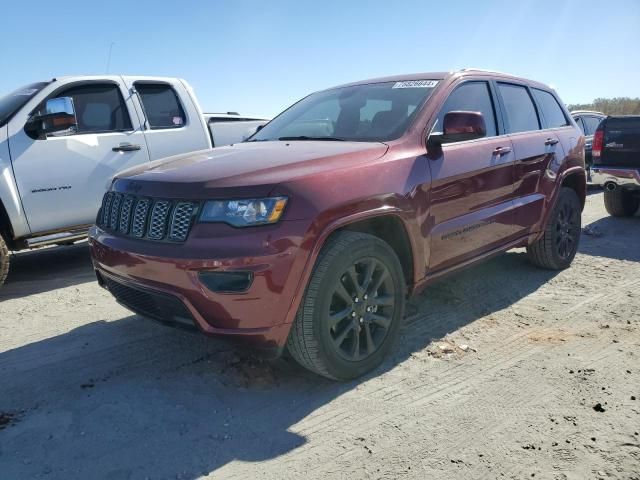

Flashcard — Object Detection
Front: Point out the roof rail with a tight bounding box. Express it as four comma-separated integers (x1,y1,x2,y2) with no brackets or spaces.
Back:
457,68,513,76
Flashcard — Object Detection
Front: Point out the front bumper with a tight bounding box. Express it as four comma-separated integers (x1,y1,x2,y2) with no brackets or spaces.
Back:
591,167,640,189
88,219,312,352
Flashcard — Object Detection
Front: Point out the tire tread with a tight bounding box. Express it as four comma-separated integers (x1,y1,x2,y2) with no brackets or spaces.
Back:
0,233,9,288
527,187,581,270
604,188,639,217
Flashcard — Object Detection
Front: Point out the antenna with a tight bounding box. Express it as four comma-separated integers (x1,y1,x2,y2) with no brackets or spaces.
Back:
105,42,115,74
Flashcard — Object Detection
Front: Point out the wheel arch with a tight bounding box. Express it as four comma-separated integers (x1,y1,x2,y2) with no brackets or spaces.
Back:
0,199,17,249
560,167,587,210
333,214,415,288
282,208,421,327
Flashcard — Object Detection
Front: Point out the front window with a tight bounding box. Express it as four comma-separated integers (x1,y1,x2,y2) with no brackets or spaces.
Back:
0,82,50,127
249,80,438,143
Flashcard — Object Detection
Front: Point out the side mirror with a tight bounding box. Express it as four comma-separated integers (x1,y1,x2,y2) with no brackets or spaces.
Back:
255,124,264,133
25,97,78,139
429,111,486,145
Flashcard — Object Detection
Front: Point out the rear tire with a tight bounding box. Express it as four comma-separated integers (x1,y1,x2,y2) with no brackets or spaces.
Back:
527,187,581,270
604,188,639,217
0,233,9,288
286,231,406,380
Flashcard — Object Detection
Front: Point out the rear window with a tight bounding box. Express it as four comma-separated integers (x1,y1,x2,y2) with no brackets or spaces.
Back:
135,83,186,129
497,83,540,134
582,116,603,135
532,89,569,128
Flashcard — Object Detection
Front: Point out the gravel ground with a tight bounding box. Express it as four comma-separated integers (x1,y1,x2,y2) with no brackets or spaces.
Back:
0,190,639,480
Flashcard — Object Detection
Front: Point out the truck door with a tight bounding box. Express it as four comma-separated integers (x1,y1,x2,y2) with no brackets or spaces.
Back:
8,79,150,234
121,78,211,160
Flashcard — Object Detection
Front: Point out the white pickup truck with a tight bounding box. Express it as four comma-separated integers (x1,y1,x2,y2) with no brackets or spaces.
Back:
0,75,267,286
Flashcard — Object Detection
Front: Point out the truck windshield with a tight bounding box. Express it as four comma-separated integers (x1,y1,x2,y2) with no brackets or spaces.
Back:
0,82,50,127
249,80,439,143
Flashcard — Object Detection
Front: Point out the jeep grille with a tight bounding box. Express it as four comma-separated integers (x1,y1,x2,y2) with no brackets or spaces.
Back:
98,192,198,243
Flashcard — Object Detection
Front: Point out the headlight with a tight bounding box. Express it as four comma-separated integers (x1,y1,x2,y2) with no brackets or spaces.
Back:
199,196,288,227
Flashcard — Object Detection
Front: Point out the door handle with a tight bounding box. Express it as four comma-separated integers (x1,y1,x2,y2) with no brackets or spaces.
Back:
112,143,141,152
545,138,559,146
493,146,512,156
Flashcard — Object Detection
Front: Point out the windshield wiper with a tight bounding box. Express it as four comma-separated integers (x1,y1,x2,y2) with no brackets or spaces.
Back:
278,136,345,141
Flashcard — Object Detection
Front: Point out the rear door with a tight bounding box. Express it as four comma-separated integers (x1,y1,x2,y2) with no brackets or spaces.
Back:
428,80,516,272
121,78,211,160
8,79,150,234
496,82,564,238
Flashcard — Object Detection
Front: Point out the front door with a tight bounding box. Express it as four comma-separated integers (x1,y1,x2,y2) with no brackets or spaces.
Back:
9,81,150,234
428,80,516,272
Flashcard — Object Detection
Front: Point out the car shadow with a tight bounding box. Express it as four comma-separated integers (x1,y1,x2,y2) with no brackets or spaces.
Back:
581,211,640,262
0,250,561,479
0,243,95,301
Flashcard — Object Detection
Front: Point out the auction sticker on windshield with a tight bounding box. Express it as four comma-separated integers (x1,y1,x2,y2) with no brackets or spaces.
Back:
392,80,439,89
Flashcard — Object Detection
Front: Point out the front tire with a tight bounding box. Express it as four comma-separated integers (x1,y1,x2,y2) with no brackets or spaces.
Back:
0,233,9,288
286,231,406,380
604,188,639,217
527,187,581,270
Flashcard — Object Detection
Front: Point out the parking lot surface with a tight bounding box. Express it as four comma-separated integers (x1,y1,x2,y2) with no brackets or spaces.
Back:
1,190,639,480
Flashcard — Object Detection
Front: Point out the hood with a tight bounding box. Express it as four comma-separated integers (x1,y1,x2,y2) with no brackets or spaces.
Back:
113,141,388,198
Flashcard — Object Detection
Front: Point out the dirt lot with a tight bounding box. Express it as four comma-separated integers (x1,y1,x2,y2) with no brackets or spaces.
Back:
0,190,638,480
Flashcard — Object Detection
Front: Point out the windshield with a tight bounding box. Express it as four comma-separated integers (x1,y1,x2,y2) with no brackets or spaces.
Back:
250,80,439,143
0,82,50,127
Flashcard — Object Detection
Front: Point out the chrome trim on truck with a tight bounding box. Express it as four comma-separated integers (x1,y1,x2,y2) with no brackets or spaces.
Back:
591,167,640,189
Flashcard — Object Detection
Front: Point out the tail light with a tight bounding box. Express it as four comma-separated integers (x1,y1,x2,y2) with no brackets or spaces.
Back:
592,128,604,159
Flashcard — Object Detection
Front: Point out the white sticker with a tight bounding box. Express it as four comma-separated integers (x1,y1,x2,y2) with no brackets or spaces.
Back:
172,116,183,126
14,88,38,96
392,80,439,89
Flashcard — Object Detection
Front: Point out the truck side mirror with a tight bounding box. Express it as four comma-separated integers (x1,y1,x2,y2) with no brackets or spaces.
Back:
429,111,486,145
25,97,78,139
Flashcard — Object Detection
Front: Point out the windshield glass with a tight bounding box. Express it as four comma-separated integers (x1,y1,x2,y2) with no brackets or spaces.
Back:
0,82,50,127
250,80,439,142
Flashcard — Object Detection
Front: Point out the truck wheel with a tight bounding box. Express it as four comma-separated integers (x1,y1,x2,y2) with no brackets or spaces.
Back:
527,187,581,270
287,231,406,380
604,188,639,217
0,233,9,288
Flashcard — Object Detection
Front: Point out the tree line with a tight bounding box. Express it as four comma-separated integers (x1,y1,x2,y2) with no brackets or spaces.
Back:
568,97,640,115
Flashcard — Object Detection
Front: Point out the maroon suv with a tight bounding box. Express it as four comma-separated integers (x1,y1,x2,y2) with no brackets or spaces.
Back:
89,70,586,380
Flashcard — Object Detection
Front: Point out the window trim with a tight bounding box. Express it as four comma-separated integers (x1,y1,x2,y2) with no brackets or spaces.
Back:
494,81,542,135
30,80,134,135
133,81,188,131
530,87,570,130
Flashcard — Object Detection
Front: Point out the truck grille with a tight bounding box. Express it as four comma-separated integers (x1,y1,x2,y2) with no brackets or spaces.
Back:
98,192,198,242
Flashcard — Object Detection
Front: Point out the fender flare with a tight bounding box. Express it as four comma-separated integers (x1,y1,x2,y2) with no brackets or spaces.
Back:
281,206,420,326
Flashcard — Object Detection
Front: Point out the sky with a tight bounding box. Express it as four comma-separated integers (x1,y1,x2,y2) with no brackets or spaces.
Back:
1,0,638,118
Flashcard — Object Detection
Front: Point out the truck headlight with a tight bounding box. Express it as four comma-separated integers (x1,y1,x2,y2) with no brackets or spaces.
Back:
199,197,288,227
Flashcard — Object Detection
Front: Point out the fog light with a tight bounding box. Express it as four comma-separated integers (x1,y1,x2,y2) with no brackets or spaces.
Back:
198,271,253,293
